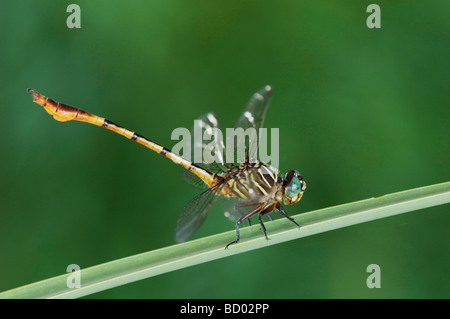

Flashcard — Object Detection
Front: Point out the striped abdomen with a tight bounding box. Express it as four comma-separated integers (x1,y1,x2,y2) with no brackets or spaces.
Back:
27,89,222,188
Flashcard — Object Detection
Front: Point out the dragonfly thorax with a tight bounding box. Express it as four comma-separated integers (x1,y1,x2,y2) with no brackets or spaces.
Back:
218,161,306,211
222,161,279,201
219,160,281,202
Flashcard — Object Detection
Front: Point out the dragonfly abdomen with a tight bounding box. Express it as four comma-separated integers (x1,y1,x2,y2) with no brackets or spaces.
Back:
28,88,221,189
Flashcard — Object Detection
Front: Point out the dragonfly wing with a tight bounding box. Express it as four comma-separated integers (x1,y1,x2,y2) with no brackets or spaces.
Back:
231,85,273,163
175,184,222,242
181,112,227,188
182,168,209,189
220,196,248,222
220,196,265,222
192,112,227,171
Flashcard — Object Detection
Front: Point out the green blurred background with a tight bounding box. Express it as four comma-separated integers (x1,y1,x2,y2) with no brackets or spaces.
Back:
0,1,448,298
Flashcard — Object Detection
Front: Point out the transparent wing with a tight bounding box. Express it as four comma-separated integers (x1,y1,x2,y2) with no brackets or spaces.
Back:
193,112,226,170
228,85,273,164
220,196,272,223
220,196,248,222
181,112,227,188
188,113,226,173
175,182,225,242
181,168,209,190
234,85,273,132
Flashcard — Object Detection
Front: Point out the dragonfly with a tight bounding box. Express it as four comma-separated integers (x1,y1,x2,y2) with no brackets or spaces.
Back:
27,86,306,248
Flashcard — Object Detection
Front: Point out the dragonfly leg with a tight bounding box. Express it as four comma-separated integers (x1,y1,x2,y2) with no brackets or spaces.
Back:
234,201,262,227
234,205,251,226
225,203,266,249
235,201,263,209
225,221,242,249
258,204,277,241
258,213,268,240
277,205,300,228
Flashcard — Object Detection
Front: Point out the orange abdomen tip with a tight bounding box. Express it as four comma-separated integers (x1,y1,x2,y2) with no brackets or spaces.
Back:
27,88,45,104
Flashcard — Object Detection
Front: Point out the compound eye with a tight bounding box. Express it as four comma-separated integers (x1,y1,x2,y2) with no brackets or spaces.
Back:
285,175,302,198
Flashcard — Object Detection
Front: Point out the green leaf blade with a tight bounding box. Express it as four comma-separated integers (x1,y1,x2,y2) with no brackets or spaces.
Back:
1,181,449,299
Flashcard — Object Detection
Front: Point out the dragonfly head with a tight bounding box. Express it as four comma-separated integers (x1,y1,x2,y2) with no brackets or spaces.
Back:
283,170,306,205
